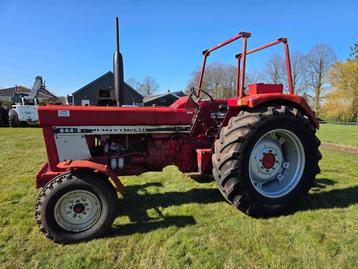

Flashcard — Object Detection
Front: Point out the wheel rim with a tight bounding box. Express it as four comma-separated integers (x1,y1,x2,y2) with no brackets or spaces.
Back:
54,190,102,232
248,129,305,198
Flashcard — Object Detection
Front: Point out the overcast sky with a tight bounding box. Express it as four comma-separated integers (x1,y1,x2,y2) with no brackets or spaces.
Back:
0,0,357,96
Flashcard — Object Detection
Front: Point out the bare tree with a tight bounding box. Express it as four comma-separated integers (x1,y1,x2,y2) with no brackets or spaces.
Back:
186,62,236,98
306,44,336,115
126,78,140,91
290,52,308,94
245,69,265,86
138,76,159,97
264,54,285,84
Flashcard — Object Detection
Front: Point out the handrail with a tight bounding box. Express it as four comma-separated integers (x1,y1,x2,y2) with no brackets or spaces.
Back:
197,32,251,95
235,38,294,97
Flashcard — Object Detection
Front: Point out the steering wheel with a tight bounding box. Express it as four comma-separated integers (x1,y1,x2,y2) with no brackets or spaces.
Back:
189,87,214,103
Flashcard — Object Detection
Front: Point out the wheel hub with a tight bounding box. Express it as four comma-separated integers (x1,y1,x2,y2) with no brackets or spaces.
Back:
250,137,283,183
73,203,85,214
248,129,305,198
54,190,102,232
262,153,275,169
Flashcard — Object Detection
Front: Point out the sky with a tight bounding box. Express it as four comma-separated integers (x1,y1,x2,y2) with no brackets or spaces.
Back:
0,0,357,96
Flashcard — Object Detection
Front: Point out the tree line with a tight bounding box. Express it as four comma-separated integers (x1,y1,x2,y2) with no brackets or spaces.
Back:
186,41,358,122
127,40,357,123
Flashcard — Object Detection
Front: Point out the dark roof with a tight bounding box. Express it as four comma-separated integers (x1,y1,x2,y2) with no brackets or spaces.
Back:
72,71,113,95
0,86,30,96
72,71,143,99
172,91,186,97
0,85,58,99
143,91,186,103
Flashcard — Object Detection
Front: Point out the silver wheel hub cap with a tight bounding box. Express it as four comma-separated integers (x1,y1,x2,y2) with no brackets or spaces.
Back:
54,190,101,232
249,129,305,198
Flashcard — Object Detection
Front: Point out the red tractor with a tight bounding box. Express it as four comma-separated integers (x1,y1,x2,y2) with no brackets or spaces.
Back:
35,24,321,243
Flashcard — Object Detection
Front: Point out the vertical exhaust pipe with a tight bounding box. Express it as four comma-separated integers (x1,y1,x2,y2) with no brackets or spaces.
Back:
113,17,124,106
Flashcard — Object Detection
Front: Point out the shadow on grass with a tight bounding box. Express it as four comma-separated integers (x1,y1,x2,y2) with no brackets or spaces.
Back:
300,178,358,211
110,182,223,236
314,178,336,189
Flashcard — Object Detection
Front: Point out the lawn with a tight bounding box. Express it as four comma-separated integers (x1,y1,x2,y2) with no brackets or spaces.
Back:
319,123,358,147
0,125,357,269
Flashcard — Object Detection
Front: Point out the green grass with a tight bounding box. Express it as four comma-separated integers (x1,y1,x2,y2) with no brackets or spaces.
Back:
318,123,358,147
0,127,358,269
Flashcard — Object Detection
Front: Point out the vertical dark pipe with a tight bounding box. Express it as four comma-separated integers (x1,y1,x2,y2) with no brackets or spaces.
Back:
113,17,124,106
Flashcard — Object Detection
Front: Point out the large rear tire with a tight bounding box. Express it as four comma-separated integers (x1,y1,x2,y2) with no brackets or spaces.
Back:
35,171,119,243
212,105,321,217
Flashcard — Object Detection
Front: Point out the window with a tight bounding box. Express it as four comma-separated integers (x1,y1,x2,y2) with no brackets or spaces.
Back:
99,89,110,98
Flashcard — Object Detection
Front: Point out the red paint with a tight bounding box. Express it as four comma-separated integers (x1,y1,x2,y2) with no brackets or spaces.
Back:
42,127,61,171
262,153,275,169
227,93,319,128
36,163,64,188
38,105,195,127
196,149,212,173
248,84,283,95
57,160,125,195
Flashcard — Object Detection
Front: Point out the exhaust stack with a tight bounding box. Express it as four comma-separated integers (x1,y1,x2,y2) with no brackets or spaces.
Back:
113,17,124,106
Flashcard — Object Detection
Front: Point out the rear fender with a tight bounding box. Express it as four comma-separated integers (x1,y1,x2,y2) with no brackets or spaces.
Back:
227,94,319,128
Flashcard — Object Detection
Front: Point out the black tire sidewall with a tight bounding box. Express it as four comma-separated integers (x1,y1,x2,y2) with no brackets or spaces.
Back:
38,173,117,243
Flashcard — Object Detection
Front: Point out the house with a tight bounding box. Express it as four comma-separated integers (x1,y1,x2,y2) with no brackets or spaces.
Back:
0,85,60,104
71,71,143,106
143,91,186,107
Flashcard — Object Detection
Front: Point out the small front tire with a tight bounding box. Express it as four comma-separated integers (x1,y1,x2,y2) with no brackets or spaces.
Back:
35,171,119,243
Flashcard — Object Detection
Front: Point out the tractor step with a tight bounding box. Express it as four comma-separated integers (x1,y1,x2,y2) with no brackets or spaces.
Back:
185,148,212,177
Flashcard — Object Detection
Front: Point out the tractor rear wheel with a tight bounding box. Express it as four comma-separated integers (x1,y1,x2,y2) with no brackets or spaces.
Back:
35,171,119,243
212,105,321,216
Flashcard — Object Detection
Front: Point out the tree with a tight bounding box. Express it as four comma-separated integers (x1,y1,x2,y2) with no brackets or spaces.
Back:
263,52,309,94
290,52,308,94
126,78,140,91
350,40,358,60
245,69,265,86
138,76,159,97
306,44,336,115
322,58,358,122
186,62,237,98
264,54,285,84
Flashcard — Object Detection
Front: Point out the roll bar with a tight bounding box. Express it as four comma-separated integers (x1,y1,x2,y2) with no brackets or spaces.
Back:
196,33,294,99
235,38,294,97
197,32,251,96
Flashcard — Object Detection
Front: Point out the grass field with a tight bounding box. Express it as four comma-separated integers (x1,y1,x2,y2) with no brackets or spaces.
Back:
0,124,357,269
319,123,358,147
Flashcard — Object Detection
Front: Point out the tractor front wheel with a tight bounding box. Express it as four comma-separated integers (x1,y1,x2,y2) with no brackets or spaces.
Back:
35,171,119,243
212,105,321,216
